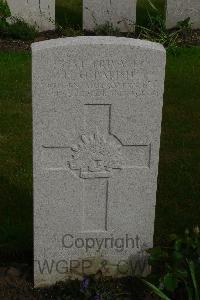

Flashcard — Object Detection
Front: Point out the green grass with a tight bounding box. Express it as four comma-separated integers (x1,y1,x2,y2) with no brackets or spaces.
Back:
0,19,38,41
0,48,200,261
0,53,32,262
0,0,10,18
56,0,82,28
137,0,165,27
155,47,200,244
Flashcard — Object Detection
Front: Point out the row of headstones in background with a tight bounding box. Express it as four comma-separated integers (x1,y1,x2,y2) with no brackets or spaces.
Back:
166,0,200,29
84,0,200,30
6,0,200,32
32,36,166,287
6,0,55,31
83,0,136,32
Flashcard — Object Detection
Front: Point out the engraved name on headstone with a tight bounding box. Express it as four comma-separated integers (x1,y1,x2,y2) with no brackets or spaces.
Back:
32,37,166,287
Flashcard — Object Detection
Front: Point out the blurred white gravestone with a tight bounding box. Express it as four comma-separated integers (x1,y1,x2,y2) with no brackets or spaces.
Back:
6,0,55,31
166,0,200,28
32,36,166,287
83,0,137,32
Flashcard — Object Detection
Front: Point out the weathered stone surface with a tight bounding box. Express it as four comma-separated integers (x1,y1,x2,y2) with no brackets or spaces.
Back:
166,0,200,29
6,0,55,31
83,0,136,32
32,36,166,287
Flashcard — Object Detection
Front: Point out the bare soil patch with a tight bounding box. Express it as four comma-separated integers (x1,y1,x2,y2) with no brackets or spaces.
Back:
0,29,199,52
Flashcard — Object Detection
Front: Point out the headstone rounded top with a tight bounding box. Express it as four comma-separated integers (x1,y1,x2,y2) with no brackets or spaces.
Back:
33,33,166,287
31,36,165,52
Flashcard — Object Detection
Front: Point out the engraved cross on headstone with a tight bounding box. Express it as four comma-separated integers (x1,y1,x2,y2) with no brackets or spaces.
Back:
43,104,151,232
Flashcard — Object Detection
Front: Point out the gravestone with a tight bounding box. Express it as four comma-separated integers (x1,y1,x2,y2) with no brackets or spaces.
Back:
166,0,200,28
83,0,136,32
6,0,55,31
32,36,166,287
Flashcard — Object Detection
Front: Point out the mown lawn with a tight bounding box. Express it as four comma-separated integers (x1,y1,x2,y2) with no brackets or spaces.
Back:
0,53,32,261
155,47,200,245
0,47,200,261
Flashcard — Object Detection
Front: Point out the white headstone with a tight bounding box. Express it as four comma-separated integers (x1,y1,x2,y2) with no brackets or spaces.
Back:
166,0,200,28
83,0,136,32
32,36,166,287
6,0,55,31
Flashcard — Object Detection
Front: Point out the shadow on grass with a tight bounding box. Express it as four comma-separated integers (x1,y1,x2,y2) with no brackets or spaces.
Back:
0,52,32,263
56,0,82,28
137,0,165,27
155,47,200,245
